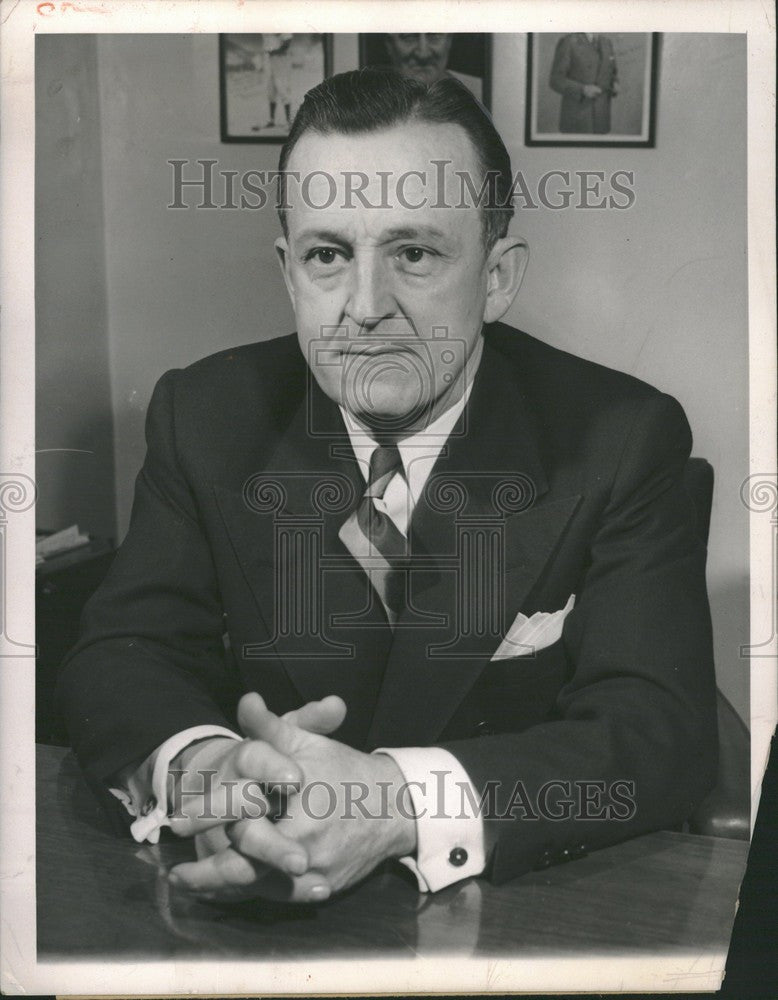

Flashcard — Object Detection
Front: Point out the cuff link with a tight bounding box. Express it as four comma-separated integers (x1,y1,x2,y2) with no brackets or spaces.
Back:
448,846,468,867
140,795,157,817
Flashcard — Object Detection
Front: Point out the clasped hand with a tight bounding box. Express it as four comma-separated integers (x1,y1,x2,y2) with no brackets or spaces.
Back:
167,693,416,903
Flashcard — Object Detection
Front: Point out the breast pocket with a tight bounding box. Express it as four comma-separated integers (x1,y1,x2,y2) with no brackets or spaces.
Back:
474,638,571,734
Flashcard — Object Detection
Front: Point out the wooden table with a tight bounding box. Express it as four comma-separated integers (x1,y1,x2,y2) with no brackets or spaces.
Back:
37,744,748,960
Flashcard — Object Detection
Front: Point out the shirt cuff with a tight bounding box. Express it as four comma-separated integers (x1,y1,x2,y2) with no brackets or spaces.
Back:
374,745,486,892
109,725,241,844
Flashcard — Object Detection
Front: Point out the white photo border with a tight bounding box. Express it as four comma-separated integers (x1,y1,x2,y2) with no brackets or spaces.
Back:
1,0,774,995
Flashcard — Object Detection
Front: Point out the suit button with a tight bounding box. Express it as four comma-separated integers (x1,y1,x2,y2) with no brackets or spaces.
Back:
474,720,494,736
448,847,468,867
571,842,588,858
535,849,553,869
560,848,572,863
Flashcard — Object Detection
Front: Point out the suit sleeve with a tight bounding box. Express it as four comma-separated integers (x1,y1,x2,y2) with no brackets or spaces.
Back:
440,393,719,884
549,37,584,98
57,370,245,793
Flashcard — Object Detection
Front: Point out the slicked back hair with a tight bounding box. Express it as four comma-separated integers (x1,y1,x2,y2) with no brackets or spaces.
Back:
277,68,514,251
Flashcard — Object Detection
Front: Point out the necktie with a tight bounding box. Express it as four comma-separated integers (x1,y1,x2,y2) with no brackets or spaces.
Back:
339,444,408,624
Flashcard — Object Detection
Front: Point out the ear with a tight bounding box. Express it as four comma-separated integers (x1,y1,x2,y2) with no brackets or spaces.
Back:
482,236,529,324
274,236,296,307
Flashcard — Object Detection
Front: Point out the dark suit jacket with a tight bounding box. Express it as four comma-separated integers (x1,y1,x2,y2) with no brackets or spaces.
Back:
549,34,618,134
58,323,717,884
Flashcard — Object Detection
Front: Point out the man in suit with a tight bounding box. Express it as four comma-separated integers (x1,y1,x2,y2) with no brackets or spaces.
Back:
383,33,454,85
376,34,482,101
58,68,717,904
549,33,619,134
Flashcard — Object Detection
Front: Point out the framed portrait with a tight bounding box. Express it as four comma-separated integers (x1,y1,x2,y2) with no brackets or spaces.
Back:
219,33,332,142
526,33,658,147
359,33,491,109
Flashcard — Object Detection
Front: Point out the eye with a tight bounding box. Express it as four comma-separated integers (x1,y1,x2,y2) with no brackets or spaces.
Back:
395,246,437,274
399,247,427,264
306,247,340,265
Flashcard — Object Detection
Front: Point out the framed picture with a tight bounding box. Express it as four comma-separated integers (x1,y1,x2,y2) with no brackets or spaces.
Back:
359,33,491,109
526,33,659,147
219,33,332,142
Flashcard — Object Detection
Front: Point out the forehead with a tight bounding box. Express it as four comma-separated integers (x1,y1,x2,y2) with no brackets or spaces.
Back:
284,121,483,241
388,33,452,46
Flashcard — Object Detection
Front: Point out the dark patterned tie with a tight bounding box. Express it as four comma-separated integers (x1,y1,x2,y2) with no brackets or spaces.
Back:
339,444,407,625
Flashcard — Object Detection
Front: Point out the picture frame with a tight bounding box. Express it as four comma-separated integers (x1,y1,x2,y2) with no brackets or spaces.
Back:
219,33,333,143
526,33,659,147
358,33,491,110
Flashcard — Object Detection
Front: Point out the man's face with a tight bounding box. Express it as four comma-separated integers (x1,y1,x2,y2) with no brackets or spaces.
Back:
277,121,491,435
384,34,454,85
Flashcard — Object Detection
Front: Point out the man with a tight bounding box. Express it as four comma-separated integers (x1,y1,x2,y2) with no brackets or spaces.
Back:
58,69,717,904
383,33,454,85
263,33,294,129
380,33,482,100
549,33,619,134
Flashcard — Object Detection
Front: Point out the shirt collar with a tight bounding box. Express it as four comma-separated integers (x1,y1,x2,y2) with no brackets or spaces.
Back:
339,339,482,479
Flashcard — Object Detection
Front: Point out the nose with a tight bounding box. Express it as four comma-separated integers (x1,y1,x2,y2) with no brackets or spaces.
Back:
416,35,431,57
344,252,395,332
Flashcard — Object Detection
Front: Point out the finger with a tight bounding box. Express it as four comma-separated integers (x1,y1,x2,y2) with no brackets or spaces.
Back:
169,851,331,903
233,738,302,789
283,695,347,735
169,846,264,892
168,774,273,838
226,817,308,875
237,692,296,754
237,692,284,743
260,868,332,904
194,824,231,859
202,869,332,904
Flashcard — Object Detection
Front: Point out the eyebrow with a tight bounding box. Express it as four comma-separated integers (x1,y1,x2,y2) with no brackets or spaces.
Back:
380,225,450,243
294,228,352,247
293,224,453,247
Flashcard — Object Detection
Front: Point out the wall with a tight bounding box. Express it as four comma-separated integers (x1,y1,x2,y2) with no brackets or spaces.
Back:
35,35,116,540
493,33,749,722
40,32,749,720
96,34,360,538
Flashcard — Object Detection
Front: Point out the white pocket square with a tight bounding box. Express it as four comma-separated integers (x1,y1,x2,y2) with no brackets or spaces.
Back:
491,594,575,661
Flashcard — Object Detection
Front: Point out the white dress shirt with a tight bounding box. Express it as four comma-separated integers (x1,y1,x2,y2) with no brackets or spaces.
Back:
110,347,487,892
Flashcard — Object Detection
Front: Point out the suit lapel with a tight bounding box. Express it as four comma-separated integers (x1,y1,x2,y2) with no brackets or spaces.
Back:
366,337,581,749
212,334,581,749
213,370,394,744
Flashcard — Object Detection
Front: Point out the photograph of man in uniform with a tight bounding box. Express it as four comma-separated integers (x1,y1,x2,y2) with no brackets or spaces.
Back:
528,32,655,145
549,32,619,134
221,33,328,140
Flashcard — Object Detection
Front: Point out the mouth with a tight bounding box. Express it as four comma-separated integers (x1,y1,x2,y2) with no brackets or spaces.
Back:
343,343,417,357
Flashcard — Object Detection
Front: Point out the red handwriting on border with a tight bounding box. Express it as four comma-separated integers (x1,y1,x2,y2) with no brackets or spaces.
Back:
37,2,111,15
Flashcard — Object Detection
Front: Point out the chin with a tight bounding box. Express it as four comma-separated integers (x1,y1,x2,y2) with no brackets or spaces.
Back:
411,67,440,84
353,383,435,434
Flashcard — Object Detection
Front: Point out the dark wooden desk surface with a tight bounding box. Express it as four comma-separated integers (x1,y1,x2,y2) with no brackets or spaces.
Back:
37,744,748,960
